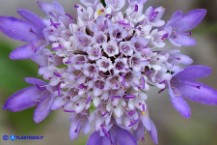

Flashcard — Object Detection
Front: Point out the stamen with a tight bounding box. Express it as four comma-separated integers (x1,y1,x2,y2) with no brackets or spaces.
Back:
50,19,61,29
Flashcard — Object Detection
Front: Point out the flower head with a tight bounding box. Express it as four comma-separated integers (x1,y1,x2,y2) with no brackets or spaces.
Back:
1,0,216,145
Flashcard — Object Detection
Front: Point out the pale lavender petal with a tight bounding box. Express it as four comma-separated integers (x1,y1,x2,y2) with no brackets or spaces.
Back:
0,16,39,42
141,115,152,131
149,121,158,144
70,120,81,140
17,9,45,30
34,97,51,123
80,0,98,6
3,87,39,112
168,53,193,65
174,65,211,80
53,1,65,13
170,34,196,46
175,9,207,32
31,53,48,67
105,0,126,11
9,44,36,60
37,1,64,16
128,0,147,4
176,80,217,105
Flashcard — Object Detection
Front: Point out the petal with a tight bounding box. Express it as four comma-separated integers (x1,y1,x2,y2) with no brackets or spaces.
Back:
17,9,45,30
86,132,110,145
134,122,145,141
168,51,193,65
168,81,191,118
34,97,51,123
170,34,196,47
3,87,39,112
105,0,126,11
128,0,147,4
0,16,39,42
37,1,64,16
80,0,98,6
69,120,81,140
9,44,36,60
52,1,65,14
166,10,184,27
149,121,158,144
25,77,46,86
174,65,211,80
170,96,191,118
114,125,138,145
176,80,217,105
31,53,48,67
175,9,207,32
141,114,152,131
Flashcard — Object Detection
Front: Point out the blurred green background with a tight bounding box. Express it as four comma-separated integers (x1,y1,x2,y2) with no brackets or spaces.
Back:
0,0,217,145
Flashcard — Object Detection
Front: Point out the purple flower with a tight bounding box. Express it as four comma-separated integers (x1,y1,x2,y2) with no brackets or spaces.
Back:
168,65,217,118
0,0,214,145
3,78,52,123
166,9,207,46
0,9,45,60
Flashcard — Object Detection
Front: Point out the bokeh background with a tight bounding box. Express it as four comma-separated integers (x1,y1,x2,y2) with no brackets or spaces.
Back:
0,0,217,145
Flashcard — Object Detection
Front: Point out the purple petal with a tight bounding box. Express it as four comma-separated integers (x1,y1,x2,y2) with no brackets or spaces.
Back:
114,125,138,145
167,10,184,27
3,87,39,112
0,16,39,42
86,132,110,145
70,120,81,140
168,82,191,118
25,77,46,86
17,9,45,30
168,52,193,65
170,96,191,118
9,44,36,60
141,115,152,131
176,80,217,105
175,9,207,32
170,34,196,47
37,1,64,16
149,121,158,144
134,122,145,141
31,53,48,66
34,97,51,123
52,1,65,14
174,65,211,80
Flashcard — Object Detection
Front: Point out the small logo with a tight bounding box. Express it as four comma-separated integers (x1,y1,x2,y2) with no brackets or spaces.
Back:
3,135,8,141
10,135,16,141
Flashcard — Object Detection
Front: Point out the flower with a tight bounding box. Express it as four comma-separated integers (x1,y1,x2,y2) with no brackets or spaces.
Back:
168,65,217,118
0,9,46,60
1,0,216,145
166,9,207,46
3,78,53,123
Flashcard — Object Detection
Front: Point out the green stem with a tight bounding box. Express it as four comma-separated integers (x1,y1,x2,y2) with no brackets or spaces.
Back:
100,0,106,7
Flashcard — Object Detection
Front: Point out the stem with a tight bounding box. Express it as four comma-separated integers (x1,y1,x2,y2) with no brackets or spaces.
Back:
100,0,106,7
